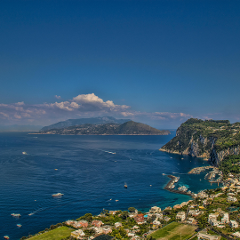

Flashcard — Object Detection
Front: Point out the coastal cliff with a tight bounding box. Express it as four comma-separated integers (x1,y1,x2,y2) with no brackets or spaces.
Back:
160,118,240,166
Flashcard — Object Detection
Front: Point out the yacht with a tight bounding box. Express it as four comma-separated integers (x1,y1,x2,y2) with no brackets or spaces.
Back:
52,193,64,197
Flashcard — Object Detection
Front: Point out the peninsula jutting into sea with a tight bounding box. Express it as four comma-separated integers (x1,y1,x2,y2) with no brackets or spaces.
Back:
14,118,240,240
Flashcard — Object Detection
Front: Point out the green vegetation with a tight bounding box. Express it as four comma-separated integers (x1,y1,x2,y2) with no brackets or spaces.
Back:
109,226,128,239
128,207,136,212
149,222,197,240
219,154,240,176
161,118,240,164
77,212,93,222
26,226,73,240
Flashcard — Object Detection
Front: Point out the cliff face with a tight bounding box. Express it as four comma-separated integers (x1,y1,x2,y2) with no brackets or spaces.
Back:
210,146,240,166
160,118,240,166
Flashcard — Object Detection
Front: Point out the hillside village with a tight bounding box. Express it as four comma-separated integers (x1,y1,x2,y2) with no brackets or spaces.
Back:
19,171,240,240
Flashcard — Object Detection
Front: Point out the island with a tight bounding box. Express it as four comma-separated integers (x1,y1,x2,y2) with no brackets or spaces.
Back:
38,119,170,135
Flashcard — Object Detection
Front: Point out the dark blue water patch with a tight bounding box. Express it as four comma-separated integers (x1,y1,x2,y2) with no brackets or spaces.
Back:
0,133,218,239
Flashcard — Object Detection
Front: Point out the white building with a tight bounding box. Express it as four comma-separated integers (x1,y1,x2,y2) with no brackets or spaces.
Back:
230,220,239,228
187,218,197,224
176,211,186,222
71,229,85,239
114,222,122,228
155,213,163,220
197,191,208,199
220,212,229,224
227,196,237,202
153,220,161,226
188,209,201,217
232,232,240,238
150,206,161,213
208,213,220,227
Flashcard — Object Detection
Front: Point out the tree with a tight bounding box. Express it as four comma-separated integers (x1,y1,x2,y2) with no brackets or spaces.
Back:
197,213,208,229
128,207,136,212
121,211,128,220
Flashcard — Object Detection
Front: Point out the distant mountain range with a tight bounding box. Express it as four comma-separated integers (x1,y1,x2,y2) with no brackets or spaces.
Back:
39,117,170,135
40,116,131,132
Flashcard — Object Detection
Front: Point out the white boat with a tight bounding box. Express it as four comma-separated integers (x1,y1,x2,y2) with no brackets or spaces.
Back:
52,193,64,197
11,213,21,217
22,152,27,155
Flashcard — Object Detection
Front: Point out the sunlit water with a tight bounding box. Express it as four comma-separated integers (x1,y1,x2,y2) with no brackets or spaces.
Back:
0,133,219,239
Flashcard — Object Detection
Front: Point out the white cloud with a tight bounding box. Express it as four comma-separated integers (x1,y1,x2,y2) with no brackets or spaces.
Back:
73,93,103,104
121,112,134,117
16,101,25,106
72,93,129,111
14,114,22,119
154,112,192,119
55,95,61,99
0,112,9,119
0,93,210,128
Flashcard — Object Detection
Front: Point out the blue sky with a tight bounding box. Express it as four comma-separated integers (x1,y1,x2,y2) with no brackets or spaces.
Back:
0,0,240,129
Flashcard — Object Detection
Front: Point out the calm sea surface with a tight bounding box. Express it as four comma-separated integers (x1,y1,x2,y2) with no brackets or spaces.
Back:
0,133,219,239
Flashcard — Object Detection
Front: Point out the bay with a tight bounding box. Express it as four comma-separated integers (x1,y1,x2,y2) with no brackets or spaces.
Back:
0,133,218,239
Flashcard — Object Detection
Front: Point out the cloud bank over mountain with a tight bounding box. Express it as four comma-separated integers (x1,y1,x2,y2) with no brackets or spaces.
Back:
0,93,235,129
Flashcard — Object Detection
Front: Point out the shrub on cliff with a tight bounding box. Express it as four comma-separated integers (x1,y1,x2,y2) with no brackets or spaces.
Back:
128,207,135,212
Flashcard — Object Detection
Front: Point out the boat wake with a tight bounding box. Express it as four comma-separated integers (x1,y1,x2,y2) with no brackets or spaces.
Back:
104,151,116,155
28,207,47,216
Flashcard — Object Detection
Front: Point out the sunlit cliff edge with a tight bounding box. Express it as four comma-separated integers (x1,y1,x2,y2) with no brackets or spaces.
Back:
160,118,240,166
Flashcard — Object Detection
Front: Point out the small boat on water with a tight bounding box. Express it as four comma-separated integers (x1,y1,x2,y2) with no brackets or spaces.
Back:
104,151,116,154
28,212,34,216
4,236,10,239
52,193,64,197
22,152,27,155
11,213,21,217
17,224,22,228
124,183,128,188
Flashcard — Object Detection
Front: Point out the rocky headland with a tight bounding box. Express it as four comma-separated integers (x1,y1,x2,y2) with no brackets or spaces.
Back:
160,118,240,166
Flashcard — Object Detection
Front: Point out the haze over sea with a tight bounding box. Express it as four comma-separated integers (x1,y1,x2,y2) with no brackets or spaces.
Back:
0,133,219,239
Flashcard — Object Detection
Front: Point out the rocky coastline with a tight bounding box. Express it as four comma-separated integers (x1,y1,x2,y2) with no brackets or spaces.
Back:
160,118,240,166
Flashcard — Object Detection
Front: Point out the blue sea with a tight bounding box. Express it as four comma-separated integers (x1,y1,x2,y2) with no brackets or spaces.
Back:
0,133,219,239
